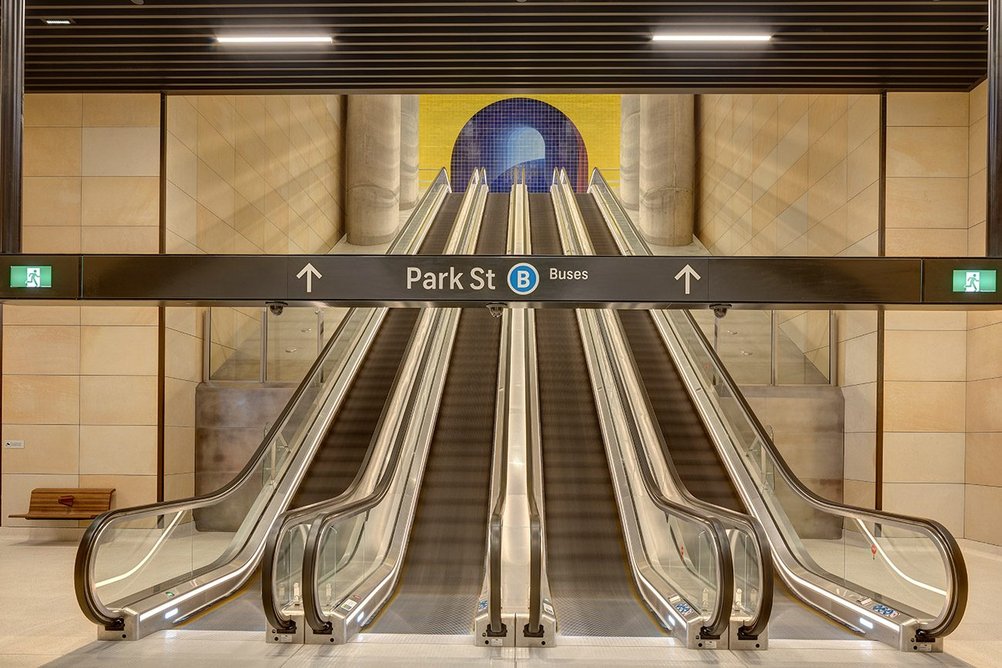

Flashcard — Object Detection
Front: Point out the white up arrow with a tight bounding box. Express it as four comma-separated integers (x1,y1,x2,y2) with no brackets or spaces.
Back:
296,262,322,294
673,264,701,296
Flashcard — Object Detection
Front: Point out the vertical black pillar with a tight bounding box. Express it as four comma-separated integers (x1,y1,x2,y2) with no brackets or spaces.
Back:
0,0,24,253
989,0,1002,257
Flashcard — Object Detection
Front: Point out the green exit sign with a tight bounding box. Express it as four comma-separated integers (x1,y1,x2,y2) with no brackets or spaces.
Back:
953,269,997,293
10,265,52,289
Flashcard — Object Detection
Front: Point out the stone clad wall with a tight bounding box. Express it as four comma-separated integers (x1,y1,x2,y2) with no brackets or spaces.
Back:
2,94,162,524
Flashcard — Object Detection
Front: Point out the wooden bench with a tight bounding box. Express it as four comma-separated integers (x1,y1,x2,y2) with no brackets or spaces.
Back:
8,488,115,521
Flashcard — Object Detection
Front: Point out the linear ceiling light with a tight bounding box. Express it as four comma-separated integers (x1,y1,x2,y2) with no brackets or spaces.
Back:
216,35,333,45
43,18,74,25
652,33,772,43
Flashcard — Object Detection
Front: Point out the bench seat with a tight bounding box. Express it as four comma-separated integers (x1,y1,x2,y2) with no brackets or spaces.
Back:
8,487,115,520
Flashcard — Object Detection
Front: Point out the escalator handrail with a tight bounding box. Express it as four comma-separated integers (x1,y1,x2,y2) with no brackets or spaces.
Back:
522,167,546,638
586,168,773,638
524,307,545,637
586,306,736,640
552,172,734,640
485,309,511,637
484,177,519,637
300,169,489,635
262,168,478,634
604,310,774,638
300,305,449,635
262,308,427,634
674,308,967,640
486,169,546,638
75,169,450,629
589,167,968,641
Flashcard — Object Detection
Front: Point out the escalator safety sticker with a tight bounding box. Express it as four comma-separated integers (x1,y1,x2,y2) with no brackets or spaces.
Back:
542,601,554,617
674,602,694,617
340,597,358,612
872,604,899,619
478,599,488,613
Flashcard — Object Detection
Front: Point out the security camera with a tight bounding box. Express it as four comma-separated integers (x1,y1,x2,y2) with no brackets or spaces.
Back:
711,303,730,319
267,301,287,317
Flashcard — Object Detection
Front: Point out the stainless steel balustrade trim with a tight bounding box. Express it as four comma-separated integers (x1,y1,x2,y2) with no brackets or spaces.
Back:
588,168,968,643
485,307,512,638
484,176,519,638
262,169,480,636
75,170,451,634
584,306,735,640
669,310,967,641
550,171,735,641
524,306,546,639
586,169,773,639
483,168,549,641
300,305,452,635
521,169,548,640
300,169,490,637
602,308,773,639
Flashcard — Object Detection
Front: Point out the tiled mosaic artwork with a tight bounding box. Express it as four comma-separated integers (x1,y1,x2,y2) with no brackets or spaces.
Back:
450,97,589,193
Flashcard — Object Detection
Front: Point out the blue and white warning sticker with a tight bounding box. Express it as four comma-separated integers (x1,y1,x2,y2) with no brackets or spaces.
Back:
872,603,899,619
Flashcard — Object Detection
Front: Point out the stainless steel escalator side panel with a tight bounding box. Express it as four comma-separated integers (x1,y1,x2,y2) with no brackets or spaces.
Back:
548,173,735,647
301,171,491,644
262,173,471,639
476,173,556,647
588,167,967,652
580,172,774,645
76,170,453,642
307,306,461,644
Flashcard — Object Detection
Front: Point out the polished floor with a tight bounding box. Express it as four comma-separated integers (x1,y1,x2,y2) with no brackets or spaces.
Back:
0,530,998,667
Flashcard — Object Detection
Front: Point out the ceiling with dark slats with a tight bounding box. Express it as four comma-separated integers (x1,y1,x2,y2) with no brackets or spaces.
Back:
24,1,990,93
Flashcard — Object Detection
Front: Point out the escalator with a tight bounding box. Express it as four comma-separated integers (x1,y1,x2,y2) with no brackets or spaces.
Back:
367,193,509,634
578,169,967,651
529,193,664,637
75,172,470,640
571,191,856,641
185,197,462,632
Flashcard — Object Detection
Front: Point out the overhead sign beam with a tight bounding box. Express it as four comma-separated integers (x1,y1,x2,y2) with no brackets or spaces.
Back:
0,254,1000,309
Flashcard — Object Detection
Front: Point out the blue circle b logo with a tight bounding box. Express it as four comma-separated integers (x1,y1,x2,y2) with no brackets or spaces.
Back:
507,263,539,296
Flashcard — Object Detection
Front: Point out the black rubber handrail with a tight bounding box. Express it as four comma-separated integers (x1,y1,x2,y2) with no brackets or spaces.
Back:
523,308,545,638
75,169,450,630
301,306,449,634
262,169,475,635
609,312,774,639
488,168,545,639
587,168,773,639
675,309,968,641
553,172,734,640
484,174,518,638
590,167,967,641
584,306,735,640
300,168,488,636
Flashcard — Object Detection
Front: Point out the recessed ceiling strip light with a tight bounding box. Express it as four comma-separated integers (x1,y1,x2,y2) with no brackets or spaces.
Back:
216,35,333,45
43,18,74,25
652,34,772,43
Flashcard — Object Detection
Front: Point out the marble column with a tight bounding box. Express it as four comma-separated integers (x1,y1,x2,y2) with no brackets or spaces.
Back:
346,94,401,246
639,94,695,246
620,94,640,210
400,95,420,210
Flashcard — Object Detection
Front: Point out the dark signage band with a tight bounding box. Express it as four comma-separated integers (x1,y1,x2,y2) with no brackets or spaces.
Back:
0,254,998,308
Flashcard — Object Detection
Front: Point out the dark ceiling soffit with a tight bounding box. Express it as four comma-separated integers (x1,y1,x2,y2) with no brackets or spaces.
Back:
20,0,990,93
